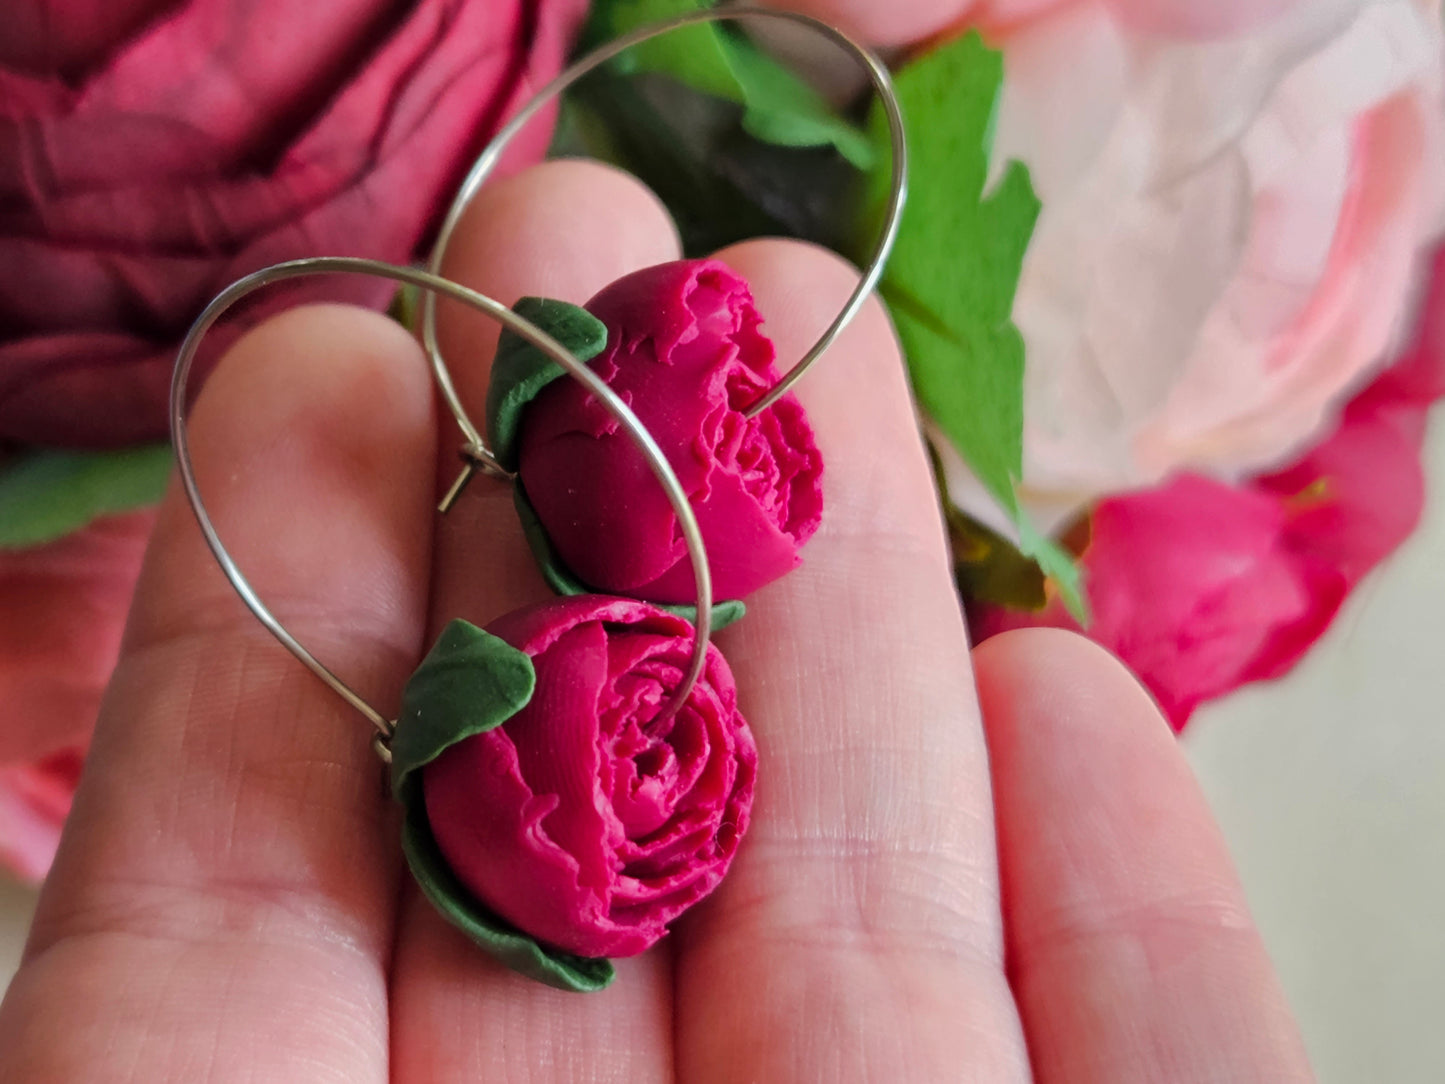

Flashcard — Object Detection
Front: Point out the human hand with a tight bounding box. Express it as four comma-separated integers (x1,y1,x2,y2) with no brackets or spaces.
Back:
0,154,1311,1081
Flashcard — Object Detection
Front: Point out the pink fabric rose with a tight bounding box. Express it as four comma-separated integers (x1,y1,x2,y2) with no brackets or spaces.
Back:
0,0,583,448
424,596,756,958
941,0,1444,533
0,510,153,879
972,245,1445,728
518,260,824,604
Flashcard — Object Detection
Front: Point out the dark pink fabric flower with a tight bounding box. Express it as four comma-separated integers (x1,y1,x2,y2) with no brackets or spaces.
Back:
517,259,824,604
973,246,1445,730
0,510,153,879
0,0,583,447
423,595,757,959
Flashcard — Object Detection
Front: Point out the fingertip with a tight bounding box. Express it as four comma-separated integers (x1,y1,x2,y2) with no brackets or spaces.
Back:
975,631,1313,1081
188,302,433,459
441,159,681,293
973,626,1172,746
135,301,437,652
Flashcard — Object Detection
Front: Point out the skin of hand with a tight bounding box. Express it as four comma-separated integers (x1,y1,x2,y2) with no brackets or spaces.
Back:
0,156,1313,1083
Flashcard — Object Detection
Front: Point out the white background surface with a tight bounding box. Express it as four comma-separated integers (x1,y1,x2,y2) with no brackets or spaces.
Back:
2,424,1442,1079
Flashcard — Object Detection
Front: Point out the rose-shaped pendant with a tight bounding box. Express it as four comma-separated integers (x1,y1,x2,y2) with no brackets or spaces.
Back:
391,596,756,990
486,260,824,608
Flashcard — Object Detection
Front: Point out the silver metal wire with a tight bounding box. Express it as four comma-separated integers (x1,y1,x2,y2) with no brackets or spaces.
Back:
170,257,715,747
421,3,908,472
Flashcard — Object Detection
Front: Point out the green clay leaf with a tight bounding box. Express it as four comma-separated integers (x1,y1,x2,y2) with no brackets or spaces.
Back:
485,297,608,472
857,33,1087,622
391,620,615,992
585,0,874,168
392,619,538,790
514,484,746,629
0,444,171,549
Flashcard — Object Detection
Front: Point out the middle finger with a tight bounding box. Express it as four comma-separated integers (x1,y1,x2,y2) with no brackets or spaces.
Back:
387,159,682,1083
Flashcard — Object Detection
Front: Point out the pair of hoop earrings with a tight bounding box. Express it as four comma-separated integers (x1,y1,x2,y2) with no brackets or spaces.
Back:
170,7,907,992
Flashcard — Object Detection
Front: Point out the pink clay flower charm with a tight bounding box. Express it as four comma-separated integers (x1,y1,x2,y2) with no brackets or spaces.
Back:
402,596,756,973
516,259,824,604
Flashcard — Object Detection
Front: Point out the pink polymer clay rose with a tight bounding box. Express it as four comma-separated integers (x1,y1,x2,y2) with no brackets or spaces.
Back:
972,243,1445,728
424,596,756,958
941,0,1445,533
0,0,583,447
518,260,824,604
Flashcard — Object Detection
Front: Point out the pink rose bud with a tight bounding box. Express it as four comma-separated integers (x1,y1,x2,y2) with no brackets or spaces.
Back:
421,596,757,960
517,259,824,604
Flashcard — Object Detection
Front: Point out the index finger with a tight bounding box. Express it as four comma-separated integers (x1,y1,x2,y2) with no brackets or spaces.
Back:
0,307,437,1080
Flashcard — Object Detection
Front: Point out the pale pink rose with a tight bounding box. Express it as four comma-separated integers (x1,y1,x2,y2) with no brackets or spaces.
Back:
0,510,153,880
948,0,1445,531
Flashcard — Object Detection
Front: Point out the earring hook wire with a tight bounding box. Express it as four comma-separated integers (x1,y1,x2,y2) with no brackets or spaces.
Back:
421,4,908,487
170,256,715,750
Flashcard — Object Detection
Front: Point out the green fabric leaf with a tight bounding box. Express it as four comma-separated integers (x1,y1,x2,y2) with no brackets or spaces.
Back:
513,484,746,629
584,0,874,168
0,444,171,549
391,620,615,992
589,0,744,101
552,76,859,257
723,33,875,168
857,33,1087,621
485,297,609,472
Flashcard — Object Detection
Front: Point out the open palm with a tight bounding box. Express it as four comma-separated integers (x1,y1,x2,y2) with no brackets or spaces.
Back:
0,154,1310,1082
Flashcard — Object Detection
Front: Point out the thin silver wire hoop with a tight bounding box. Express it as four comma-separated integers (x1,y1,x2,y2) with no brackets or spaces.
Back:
170,256,715,752
421,4,908,462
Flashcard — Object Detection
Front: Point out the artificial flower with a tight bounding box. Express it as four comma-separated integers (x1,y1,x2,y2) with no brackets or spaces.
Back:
949,0,1444,530
419,596,756,959
972,246,1445,727
0,0,583,447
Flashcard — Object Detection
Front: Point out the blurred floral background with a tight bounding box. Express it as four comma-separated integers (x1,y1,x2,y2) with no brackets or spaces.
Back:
1,5,1442,1050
